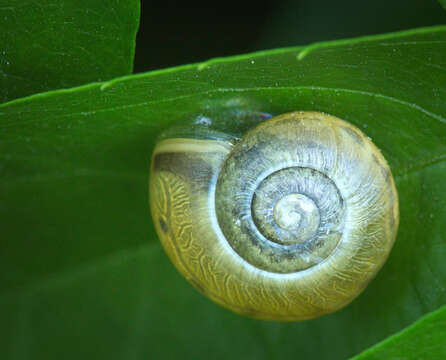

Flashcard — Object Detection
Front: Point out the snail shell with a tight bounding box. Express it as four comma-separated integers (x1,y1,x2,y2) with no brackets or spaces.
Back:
149,111,399,321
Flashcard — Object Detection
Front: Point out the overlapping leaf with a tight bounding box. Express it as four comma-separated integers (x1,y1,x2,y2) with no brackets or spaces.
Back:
0,0,140,103
352,305,446,359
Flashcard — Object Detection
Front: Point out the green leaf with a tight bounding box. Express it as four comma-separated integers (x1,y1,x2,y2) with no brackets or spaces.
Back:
351,305,446,360
0,0,140,103
1,26,446,359
440,0,446,10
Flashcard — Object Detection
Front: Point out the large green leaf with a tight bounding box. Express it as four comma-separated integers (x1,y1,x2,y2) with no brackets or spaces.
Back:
1,26,445,359
0,0,140,103
352,305,446,359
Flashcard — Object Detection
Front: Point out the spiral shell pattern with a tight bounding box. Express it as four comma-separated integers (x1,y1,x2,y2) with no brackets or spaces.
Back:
149,111,399,321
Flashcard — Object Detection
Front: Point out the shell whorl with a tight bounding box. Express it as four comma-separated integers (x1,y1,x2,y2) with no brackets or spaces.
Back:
150,111,399,321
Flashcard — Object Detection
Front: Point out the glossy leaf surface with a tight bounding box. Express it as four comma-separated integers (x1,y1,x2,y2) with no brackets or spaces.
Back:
0,0,140,103
1,26,446,359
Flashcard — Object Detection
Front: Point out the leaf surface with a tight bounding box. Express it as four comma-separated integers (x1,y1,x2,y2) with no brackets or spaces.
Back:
0,0,140,102
1,26,446,359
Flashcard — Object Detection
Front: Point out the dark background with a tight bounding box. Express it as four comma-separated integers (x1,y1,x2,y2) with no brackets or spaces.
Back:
134,0,446,73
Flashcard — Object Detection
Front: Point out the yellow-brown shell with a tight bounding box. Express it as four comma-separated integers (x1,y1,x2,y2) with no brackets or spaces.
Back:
149,111,399,321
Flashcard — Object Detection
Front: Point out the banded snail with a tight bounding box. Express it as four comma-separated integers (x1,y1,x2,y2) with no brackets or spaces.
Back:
149,111,399,321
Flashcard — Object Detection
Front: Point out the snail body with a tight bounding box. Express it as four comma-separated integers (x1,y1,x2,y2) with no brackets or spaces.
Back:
149,111,399,321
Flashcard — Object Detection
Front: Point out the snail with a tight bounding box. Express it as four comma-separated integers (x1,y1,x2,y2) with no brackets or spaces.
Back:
149,111,399,321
